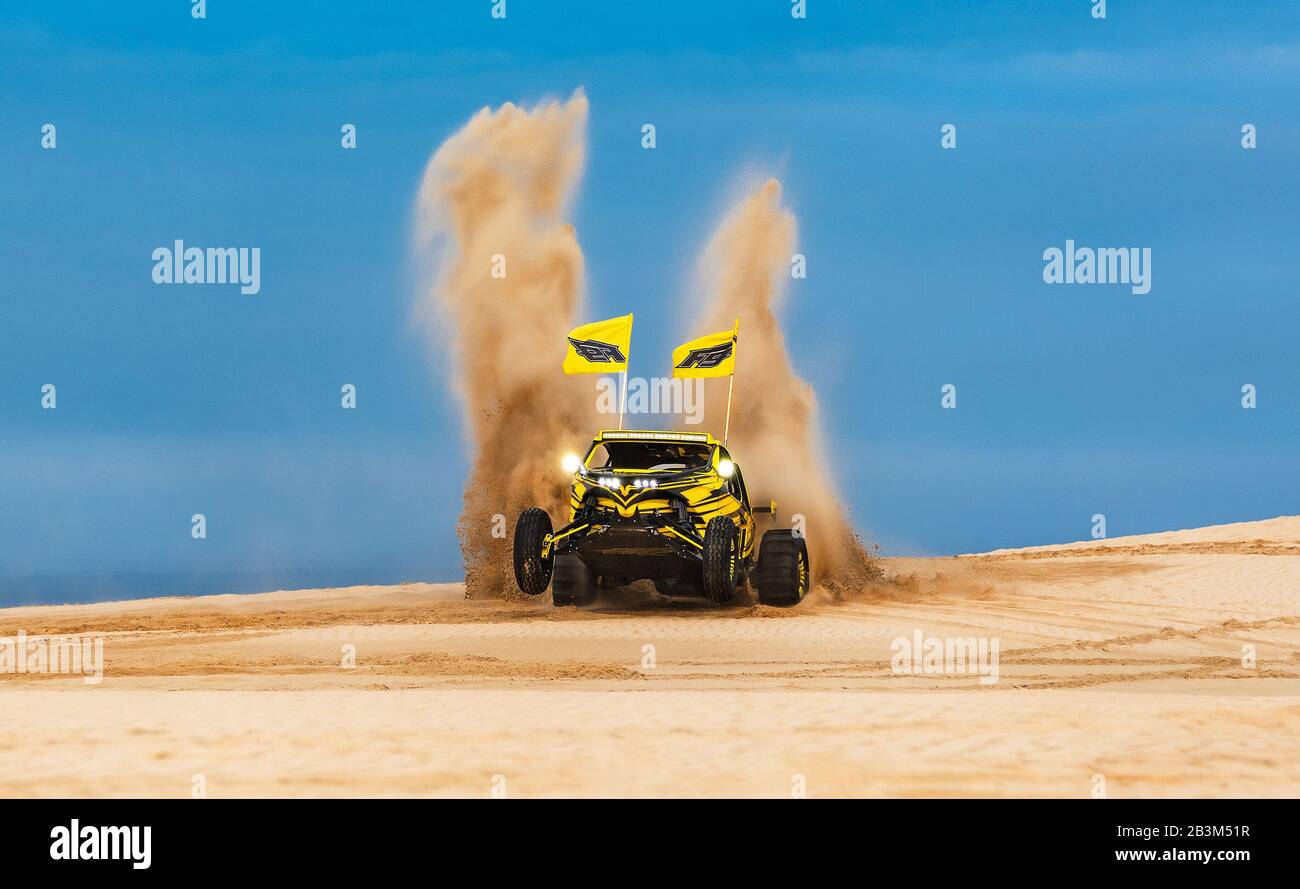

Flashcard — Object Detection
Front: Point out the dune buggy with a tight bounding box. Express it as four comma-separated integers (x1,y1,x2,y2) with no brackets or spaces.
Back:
512,430,810,607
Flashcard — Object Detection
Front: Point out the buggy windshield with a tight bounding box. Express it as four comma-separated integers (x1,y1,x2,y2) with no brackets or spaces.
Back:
586,441,712,472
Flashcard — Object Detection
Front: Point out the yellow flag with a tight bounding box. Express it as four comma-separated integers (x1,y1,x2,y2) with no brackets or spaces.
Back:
563,313,633,374
672,321,737,378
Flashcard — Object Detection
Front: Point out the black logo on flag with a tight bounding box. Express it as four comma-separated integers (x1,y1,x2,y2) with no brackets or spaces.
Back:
675,340,734,370
568,337,626,363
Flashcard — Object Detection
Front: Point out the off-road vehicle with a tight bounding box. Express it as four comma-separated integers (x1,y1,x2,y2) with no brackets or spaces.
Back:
512,430,810,607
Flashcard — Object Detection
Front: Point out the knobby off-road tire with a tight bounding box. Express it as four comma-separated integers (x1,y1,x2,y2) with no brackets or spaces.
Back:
752,530,810,607
513,508,554,595
552,554,599,607
701,516,739,605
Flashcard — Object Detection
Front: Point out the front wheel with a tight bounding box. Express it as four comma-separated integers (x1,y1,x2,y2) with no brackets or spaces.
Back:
701,516,739,605
513,508,554,595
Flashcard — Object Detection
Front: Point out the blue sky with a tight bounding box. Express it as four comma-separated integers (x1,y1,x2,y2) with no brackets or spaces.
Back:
1,2,1296,603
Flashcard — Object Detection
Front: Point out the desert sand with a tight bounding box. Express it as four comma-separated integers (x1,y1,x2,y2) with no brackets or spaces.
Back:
2,516,1297,798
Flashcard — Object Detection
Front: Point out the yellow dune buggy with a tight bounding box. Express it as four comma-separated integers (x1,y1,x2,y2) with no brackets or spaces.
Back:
513,430,810,607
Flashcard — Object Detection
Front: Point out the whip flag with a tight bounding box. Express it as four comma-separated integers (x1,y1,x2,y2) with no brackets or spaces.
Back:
672,324,737,378
564,313,634,429
673,319,739,444
563,313,633,374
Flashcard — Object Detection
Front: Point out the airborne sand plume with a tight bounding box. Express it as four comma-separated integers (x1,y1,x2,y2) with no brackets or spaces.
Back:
685,179,880,595
416,96,875,598
414,92,593,598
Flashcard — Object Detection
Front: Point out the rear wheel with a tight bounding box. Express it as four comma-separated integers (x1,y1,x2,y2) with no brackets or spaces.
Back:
512,508,553,595
702,516,739,604
753,530,810,607
552,554,599,607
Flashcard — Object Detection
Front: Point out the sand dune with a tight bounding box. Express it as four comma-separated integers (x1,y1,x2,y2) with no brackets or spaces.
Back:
974,515,1300,558
2,518,1297,797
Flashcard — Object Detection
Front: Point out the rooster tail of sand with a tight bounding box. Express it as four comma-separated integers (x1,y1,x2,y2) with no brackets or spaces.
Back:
414,98,877,599
414,91,594,598
685,178,881,595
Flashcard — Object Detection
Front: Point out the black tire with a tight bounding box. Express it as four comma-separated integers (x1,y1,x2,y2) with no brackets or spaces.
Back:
552,554,599,607
701,516,739,604
752,530,811,607
512,508,553,595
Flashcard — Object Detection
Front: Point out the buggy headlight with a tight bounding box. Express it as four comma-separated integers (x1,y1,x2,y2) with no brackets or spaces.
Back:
717,459,734,478
561,453,581,474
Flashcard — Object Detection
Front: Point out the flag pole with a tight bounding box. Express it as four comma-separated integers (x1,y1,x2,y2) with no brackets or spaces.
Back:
723,318,738,446
618,369,627,430
723,373,734,446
